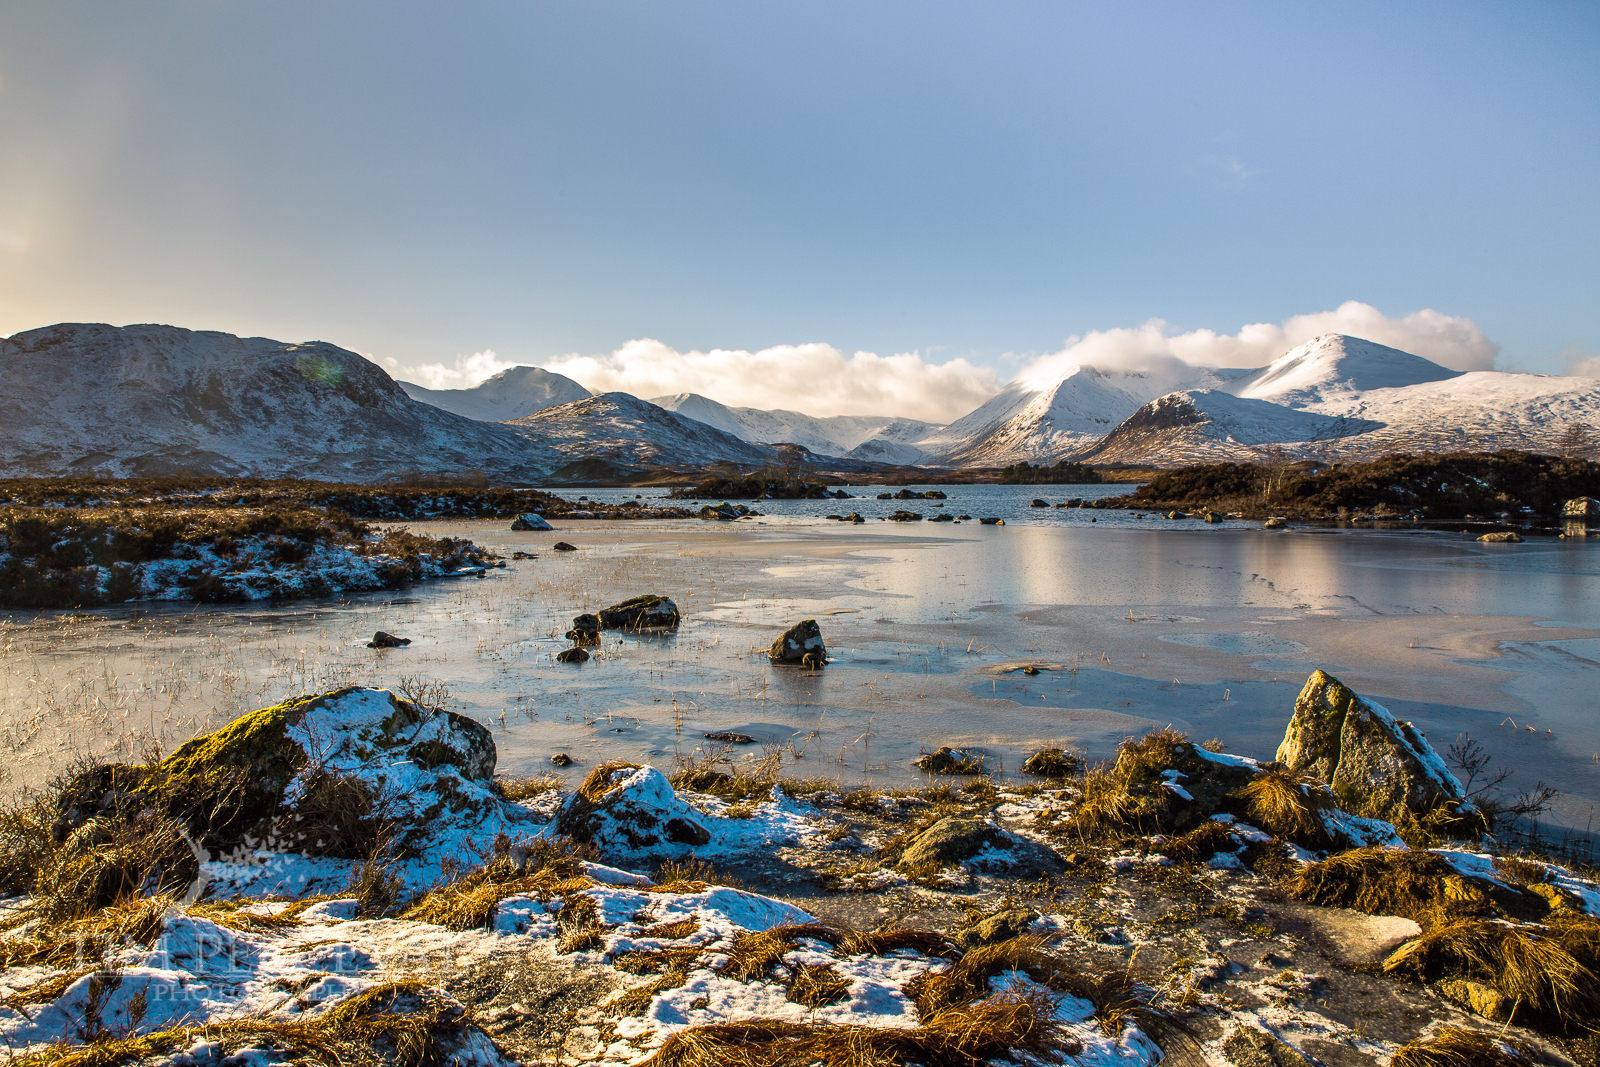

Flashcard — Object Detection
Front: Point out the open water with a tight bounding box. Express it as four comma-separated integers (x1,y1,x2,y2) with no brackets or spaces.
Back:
3,483,1597,844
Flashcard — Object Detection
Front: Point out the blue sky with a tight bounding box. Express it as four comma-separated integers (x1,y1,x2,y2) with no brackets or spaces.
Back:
1,1,1595,417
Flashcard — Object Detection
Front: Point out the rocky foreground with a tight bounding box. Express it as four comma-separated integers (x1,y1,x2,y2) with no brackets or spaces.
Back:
0,675,1595,1067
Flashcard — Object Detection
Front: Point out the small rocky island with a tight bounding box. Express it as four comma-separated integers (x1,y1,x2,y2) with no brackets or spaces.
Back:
0,668,1593,1066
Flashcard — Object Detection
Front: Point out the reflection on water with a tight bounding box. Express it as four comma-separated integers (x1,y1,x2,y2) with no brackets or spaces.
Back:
2,513,1597,832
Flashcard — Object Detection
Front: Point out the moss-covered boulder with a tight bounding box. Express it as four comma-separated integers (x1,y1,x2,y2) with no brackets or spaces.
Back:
57,688,503,860
897,816,1062,873
596,594,680,630
1277,670,1478,829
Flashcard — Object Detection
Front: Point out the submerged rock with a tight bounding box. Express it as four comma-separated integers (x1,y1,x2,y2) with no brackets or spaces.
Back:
510,513,553,531
367,631,410,648
1477,531,1523,542
704,731,758,744
566,612,601,644
597,594,680,630
554,763,711,854
769,619,827,668
979,517,1004,525
555,646,590,663
1030,499,1049,508
1276,670,1477,829
889,510,922,521
914,747,984,774
552,541,578,551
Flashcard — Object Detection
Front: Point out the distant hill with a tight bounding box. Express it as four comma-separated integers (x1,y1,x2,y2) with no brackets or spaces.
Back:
648,392,943,460
0,323,561,482
400,365,591,422
510,392,783,470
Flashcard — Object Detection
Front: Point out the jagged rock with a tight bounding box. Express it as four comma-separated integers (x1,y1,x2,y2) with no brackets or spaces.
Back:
1477,531,1523,542
699,503,748,521
597,594,680,630
1222,1027,1315,1067
898,816,1060,872
555,646,590,663
1435,978,1515,1023
1562,497,1600,518
953,908,1039,949
554,763,712,854
1276,670,1477,828
1021,748,1079,777
979,517,1004,525
923,490,947,499
1263,517,1286,529
367,631,410,648
914,747,984,774
510,513,553,531
769,619,827,668
552,542,577,551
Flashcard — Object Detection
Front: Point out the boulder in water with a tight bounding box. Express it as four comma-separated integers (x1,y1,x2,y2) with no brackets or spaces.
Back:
1477,531,1523,543
1030,499,1049,508
367,631,410,648
552,541,578,551
1562,497,1600,518
555,646,590,663
1262,517,1286,529
510,513,553,531
597,594,680,630
889,510,922,521
769,619,827,668
979,517,1005,525
699,503,746,521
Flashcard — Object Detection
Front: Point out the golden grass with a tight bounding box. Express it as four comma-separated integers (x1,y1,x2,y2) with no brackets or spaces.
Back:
638,991,1075,1067
0,896,172,971
1388,1026,1536,1067
1232,767,1329,844
1288,848,1519,929
577,760,644,801
401,838,594,930
1384,918,1600,1028
786,963,852,1008
493,771,564,802
608,971,689,1016
11,980,472,1067
1152,821,1240,865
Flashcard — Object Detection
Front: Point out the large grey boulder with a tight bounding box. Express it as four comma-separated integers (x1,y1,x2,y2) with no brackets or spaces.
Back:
769,619,826,667
510,513,553,531
1276,670,1477,828
596,594,680,630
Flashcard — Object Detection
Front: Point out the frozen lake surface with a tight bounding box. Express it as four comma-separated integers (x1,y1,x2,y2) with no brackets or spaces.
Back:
4,487,1598,837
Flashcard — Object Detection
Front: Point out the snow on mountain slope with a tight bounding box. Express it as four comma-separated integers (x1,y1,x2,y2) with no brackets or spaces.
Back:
0,323,561,482
400,365,591,422
648,393,943,458
1080,369,1600,466
511,392,781,469
1077,390,1382,465
1224,333,1462,407
924,364,1230,467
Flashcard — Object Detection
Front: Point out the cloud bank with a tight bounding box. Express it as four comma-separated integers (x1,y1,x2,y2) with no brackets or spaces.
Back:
385,302,1506,424
1015,301,1500,389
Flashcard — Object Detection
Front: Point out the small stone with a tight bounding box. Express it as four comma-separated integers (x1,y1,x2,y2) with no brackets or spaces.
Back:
1435,978,1515,1023
978,517,1004,525
555,647,590,663
367,631,410,648
704,731,757,744
1030,499,1049,508
954,909,1039,949
550,753,575,767
770,619,827,667
552,542,578,551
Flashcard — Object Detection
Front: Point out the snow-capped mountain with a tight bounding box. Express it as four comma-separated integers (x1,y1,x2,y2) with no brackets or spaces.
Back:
648,393,944,460
1222,334,1462,405
510,392,783,469
917,364,1238,466
400,365,591,422
0,323,561,482
1080,335,1600,465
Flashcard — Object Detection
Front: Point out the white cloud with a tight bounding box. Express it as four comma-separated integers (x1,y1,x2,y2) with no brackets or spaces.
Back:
1559,345,1600,378
538,339,1000,423
394,349,519,390
1016,301,1500,389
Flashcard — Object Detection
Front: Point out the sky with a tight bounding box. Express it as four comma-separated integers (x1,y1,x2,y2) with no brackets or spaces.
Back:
1,2,1596,420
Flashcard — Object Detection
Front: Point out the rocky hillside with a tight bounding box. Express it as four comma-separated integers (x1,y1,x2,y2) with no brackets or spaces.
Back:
0,323,562,483
510,392,792,469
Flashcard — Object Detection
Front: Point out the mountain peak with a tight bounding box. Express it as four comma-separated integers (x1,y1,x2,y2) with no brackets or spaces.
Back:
1225,334,1461,407
399,364,590,421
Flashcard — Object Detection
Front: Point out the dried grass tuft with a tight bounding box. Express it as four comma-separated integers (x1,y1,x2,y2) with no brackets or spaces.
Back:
1288,848,1535,930
1389,1026,1537,1067
1232,767,1330,844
